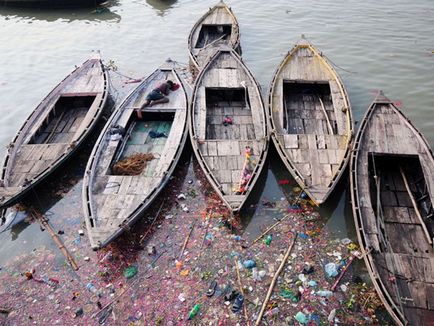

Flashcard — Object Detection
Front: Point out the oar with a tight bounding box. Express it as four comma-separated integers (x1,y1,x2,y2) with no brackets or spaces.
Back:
317,95,334,135
400,167,433,245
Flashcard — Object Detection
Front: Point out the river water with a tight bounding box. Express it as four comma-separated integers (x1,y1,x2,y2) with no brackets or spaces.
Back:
0,1,433,264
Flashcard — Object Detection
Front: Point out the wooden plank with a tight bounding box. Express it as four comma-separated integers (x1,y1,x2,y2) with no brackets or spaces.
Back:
283,134,298,149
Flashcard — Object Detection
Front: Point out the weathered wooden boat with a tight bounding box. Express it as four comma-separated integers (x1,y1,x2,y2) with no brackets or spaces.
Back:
350,91,434,326
0,54,108,208
190,48,268,212
268,39,353,205
83,59,188,250
0,0,107,8
188,0,240,72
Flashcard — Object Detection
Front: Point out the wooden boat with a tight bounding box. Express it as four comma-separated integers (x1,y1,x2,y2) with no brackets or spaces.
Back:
268,39,353,205
188,0,240,72
190,48,268,212
0,0,107,8
350,91,434,326
83,59,188,250
0,54,108,208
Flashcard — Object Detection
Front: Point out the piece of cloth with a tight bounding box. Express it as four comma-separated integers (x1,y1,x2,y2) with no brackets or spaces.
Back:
155,82,171,95
149,131,167,138
146,89,165,101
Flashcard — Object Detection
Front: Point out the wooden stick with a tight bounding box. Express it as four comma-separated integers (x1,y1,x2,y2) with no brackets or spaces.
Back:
234,257,251,326
139,200,165,244
251,214,289,245
255,233,297,326
399,167,433,245
179,222,195,260
317,96,334,135
31,210,79,271
199,33,227,52
331,255,355,291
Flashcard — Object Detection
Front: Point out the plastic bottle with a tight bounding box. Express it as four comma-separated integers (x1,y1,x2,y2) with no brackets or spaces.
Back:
204,233,213,246
187,304,201,320
264,234,273,246
252,267,259,281
86,283,102,297
316,290,333,298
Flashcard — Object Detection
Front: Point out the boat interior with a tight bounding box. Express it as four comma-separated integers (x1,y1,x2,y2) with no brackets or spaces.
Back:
367,153,434,325
205,87,254,140
29,95,96,144
369,153,434,253
195,24,231,48
282,80,337,135
109,111,174,177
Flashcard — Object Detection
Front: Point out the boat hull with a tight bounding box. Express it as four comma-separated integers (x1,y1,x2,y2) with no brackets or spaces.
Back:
0,55,109,208
190,49,269,212
83,60,189,249
350,92,434,326
268,40,353,205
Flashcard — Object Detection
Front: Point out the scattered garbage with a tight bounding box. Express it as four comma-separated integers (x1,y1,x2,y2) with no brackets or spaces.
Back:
294,311,309,324
264,234,272,245
123,266,138,279
231,294,244,313
187,304,201,320
146,245,156,255
177,194,186,200
86,283,102,297
243,259,256,269
178,293,186,302
307,280,318,287
0,147,384,325
328,308,337,322
324,262,339,277
302,262,314,274
317,290,334,298
280,289,300,302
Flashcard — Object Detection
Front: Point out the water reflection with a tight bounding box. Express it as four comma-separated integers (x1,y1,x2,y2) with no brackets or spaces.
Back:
241,151,299,240
0,208,29,240
145,0,177,16
0,4,121,23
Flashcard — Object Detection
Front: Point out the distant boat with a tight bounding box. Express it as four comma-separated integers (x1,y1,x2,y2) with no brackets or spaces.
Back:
188,0,241,71
350,91,434,326
0,54,109,208
83,59,188,250
268,39,353,205
0,0,108,8
190,48,268,212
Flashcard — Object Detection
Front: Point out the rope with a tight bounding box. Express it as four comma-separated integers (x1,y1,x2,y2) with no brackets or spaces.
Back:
301,35,357,74
324,54,357,74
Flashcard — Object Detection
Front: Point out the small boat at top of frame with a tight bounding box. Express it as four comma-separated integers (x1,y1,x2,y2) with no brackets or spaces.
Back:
190,48,269,212
350,91,434,326
188,0,241,72
83,59,189,250
268,39,353,205
0,0,108,8
0,53,109,208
